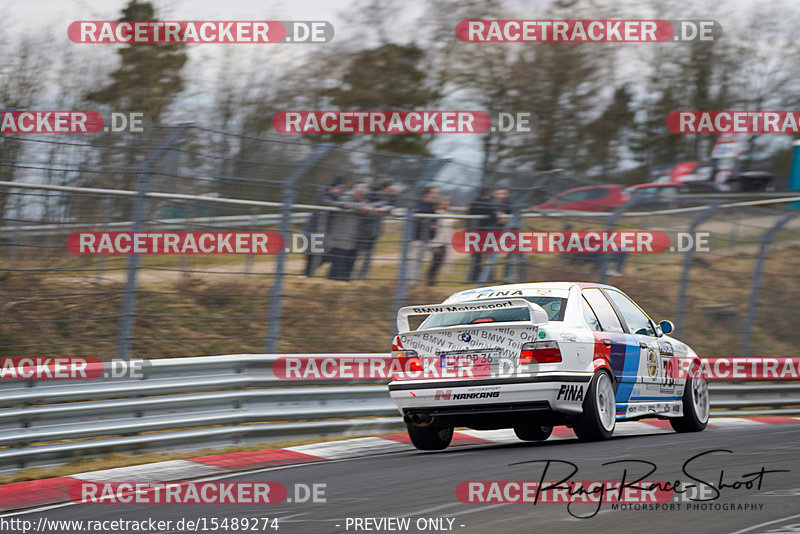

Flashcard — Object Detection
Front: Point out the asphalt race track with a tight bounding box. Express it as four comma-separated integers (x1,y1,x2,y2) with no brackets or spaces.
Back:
10,422,800,534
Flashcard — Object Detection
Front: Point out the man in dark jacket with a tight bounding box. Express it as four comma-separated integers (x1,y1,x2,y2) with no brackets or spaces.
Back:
407,185,439,284
304,178,345,277
467,188,494,282
467,187,509,283
354,180,396,280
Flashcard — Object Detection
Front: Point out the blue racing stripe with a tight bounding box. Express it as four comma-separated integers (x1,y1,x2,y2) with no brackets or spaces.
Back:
614,334,640,405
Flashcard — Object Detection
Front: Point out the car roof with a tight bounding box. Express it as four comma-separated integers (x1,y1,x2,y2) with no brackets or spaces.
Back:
631,183,679,189
559,184,624,193
445,282,619,302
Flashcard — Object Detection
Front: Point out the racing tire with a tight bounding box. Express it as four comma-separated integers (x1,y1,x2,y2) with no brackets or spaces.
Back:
514,424,553,442
670,375,709,433
406,424,453,450
573,370,616,441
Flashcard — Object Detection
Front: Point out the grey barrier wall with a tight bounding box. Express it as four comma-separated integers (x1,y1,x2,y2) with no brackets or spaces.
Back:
0,355,796,475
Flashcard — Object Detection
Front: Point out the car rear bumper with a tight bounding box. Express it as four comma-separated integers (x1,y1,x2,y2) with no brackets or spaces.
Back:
389,373,593,429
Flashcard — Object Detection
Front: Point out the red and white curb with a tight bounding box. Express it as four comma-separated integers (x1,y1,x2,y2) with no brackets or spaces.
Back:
1,416,798,513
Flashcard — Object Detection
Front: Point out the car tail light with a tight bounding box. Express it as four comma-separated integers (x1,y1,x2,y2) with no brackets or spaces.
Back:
392,349,422,371
519,341,562,364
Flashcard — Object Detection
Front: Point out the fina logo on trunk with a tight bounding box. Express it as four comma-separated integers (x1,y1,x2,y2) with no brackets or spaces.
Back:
556,384,584,401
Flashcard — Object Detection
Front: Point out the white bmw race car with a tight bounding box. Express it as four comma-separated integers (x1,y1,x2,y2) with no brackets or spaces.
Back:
389,282,709,450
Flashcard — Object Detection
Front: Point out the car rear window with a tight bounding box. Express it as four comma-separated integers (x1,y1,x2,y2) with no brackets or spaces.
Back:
553,188,608,205
418,297,566,329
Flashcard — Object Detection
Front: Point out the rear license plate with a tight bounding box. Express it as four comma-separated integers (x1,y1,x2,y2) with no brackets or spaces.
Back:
439,350,500,377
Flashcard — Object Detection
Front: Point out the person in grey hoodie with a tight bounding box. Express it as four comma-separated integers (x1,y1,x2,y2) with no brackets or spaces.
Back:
326,183,371,281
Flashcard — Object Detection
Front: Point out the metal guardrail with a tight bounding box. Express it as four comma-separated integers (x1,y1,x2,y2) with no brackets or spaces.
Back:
0,354,797,475
0,213,312,238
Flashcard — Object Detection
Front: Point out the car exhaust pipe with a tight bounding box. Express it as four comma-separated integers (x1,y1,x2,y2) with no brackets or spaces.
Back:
415,413,433,427
404,413,434,426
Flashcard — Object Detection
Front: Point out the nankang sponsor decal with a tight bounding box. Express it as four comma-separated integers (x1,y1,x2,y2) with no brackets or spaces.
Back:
434,389,500,400
453,391,500,400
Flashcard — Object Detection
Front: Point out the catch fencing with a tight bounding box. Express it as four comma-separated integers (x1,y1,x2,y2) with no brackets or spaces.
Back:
1,125,800,363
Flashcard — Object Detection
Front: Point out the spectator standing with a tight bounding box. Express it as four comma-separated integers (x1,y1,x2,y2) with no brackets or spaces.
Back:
427,196,457,286
468,187,510,283
304,177,345,277
326,183,370,281
492,188,513,279
354,180,396,280
407,185,439,285
467,188,495,282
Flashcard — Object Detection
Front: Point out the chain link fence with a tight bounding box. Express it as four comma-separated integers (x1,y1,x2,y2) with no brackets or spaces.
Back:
1,125,799,360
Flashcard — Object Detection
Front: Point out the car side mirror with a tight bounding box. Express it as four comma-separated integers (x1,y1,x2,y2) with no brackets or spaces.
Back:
659,320,674,335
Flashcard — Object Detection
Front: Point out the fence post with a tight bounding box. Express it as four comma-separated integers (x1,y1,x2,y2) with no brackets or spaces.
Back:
116,124,191,361
502,169,562,284
265,143,333,354
598,197,639,285
392,159,448,334
673,202,721,334
740,213,796,354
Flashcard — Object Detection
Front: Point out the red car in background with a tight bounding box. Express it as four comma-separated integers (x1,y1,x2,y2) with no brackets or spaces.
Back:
534,184,628,211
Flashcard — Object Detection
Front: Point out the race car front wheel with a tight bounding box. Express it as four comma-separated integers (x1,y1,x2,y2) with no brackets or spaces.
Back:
514,424,553,441
406,424,453,450
670,375,709,432
573,370,616,441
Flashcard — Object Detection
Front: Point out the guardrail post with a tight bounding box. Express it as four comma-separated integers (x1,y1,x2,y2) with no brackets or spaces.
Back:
674,202,722,334
265,143,333,353
116,124,191,361
741,213,796,354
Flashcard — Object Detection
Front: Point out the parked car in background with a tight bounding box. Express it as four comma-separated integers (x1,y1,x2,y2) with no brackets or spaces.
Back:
623,183,681,209
534,185,628,211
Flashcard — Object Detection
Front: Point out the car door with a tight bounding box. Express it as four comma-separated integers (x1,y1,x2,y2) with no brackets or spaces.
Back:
581,288,640,411
603,289,677,402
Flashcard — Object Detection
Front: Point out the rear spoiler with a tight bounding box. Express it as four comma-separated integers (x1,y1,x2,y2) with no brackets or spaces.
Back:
396,298,549,333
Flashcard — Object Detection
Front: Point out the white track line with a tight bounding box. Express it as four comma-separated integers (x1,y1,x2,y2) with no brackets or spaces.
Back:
71,459,224,482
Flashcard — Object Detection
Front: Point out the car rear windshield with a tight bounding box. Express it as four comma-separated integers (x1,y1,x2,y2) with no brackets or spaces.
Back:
418,297,567,329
